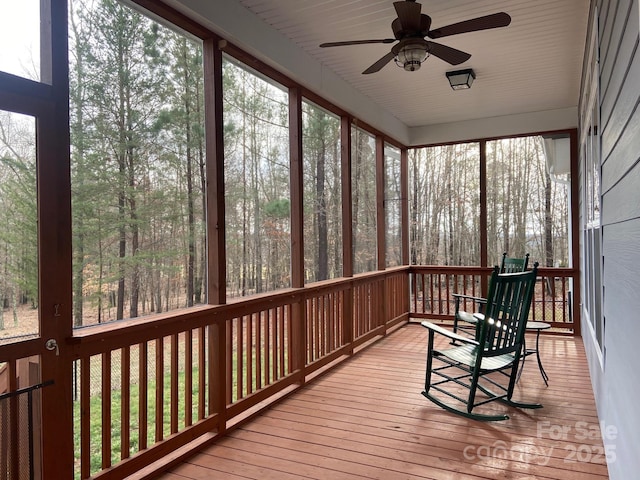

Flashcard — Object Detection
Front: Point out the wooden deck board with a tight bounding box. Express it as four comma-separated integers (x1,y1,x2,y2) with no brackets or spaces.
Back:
162,324,609,480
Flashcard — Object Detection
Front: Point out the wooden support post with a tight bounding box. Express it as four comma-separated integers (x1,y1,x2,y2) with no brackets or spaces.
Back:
479,140,488,297
289,87,306,380
376,135,386,271
400,148,409,266
400,148,410,318
204,37,226,305
569,129,581,336
341,117,354,350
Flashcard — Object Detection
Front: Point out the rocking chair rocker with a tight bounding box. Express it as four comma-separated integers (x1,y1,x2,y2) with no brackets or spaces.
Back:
422,263,540,421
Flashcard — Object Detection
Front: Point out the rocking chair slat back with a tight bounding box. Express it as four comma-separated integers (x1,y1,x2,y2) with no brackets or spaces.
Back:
452,252,530,338
480,266,537,357
499,252,530,274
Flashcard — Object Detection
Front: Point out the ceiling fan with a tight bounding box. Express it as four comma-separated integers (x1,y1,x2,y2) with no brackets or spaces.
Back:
319,0,511,74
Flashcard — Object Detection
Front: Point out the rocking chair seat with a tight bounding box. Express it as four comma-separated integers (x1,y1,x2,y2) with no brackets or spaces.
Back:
435,342,517,371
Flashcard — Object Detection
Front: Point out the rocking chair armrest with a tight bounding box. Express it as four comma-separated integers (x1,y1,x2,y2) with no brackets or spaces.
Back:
452,293,487,304
473,313,485,322
421,321,480,346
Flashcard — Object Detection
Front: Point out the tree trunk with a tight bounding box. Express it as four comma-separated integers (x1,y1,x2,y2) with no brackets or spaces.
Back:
69,6,86,327
316,140,328,280
410,151,419,265
544,175,554,266
183,42,195,307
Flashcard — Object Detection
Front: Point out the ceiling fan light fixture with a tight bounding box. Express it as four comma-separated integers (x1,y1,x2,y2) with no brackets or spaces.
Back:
446,68,476,90
395,40,429,71
319,5,511,75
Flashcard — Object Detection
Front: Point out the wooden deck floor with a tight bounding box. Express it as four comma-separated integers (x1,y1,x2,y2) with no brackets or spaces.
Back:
161,323,609,480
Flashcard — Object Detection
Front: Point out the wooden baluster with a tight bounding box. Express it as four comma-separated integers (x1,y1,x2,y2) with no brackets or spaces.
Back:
185,329,193,427
255,312,262,391
170,334,178,434
279,305,286,377
198,327,206,419
245,315,252,396
138,342,148,450
101,352,111,469
263,310,269,386
155,338,164,443
236,317,243,401
80,357,90,479
121,346,130,460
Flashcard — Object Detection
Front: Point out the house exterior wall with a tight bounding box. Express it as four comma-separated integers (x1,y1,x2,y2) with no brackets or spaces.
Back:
582,1,640,478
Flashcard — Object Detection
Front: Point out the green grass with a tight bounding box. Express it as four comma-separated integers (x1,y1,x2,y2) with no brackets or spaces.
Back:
72,350,292,478
73,368,204,479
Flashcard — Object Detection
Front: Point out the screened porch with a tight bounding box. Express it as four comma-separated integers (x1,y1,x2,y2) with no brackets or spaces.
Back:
0,0,592,479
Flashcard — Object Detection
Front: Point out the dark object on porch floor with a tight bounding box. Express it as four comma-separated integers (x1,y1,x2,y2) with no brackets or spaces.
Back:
422,263,540,421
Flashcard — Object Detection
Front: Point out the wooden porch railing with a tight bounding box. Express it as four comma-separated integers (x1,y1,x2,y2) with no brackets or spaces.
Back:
69,267,409,479
0,265,574,479
409,266,578,333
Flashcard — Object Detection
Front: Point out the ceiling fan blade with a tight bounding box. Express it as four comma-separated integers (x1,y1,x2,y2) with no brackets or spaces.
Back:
428,12,511,39
363,51,396,74
426,41,471,65
393,1,422,33
419,14,432,37
320,39,396,47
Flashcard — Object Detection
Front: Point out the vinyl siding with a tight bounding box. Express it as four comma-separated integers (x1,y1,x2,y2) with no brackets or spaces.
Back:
583,1,640,479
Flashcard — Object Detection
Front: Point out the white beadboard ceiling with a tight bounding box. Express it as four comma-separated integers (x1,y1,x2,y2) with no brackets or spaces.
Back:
168,0,589,143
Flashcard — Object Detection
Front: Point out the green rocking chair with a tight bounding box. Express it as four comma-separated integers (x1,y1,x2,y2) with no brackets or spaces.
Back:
452,252,530,339
421,263,541,421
